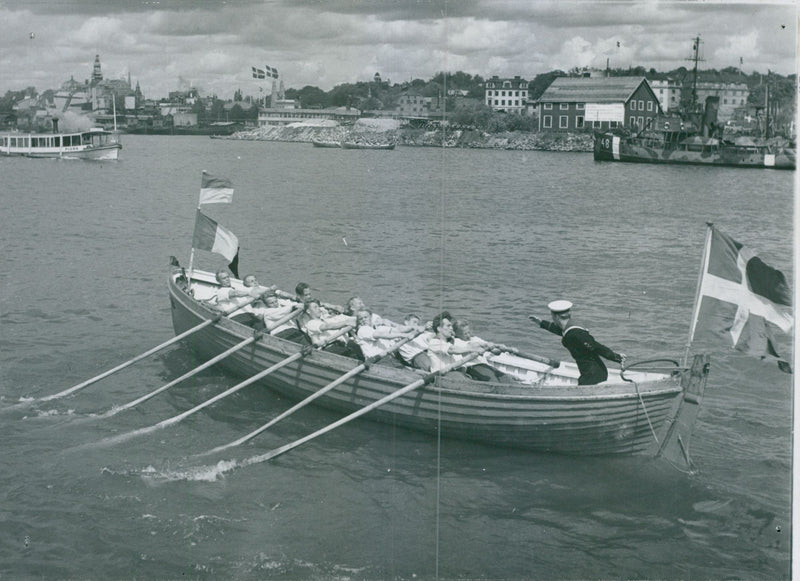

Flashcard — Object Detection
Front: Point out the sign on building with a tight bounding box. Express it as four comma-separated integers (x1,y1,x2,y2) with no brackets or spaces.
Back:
584,103,625,123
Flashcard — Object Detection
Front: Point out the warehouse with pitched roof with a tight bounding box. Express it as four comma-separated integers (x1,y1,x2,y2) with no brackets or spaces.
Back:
537,76,662,132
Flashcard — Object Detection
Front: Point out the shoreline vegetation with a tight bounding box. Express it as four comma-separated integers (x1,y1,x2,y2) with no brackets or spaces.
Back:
214,119,594,152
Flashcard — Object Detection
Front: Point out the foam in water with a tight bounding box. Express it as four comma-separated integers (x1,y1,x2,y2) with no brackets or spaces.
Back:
139,459,240,483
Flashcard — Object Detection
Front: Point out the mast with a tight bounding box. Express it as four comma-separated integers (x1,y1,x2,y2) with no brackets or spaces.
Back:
765,73,771,139
687,35,704,112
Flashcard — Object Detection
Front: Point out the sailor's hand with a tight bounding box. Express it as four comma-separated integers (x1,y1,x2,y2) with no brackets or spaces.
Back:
619,353,628,367
528,315,542,325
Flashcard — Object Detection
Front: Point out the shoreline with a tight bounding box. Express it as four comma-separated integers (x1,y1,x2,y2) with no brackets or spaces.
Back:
214,124,595,152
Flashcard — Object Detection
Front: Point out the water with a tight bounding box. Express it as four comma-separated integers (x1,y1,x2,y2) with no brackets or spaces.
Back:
0,135,793,579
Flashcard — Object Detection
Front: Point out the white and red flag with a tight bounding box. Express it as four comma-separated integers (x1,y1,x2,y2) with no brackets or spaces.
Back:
192,209,239,268
689,224,792,372
199,171,234,205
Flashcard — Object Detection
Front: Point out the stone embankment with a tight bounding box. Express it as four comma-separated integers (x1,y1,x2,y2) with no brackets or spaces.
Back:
219,119,594,152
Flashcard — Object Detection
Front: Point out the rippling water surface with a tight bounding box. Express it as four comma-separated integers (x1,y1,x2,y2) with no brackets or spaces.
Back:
0,135,793,579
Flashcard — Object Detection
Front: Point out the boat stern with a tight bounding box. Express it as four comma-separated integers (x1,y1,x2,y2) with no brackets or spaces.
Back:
593,132,618,161
655,353,710,471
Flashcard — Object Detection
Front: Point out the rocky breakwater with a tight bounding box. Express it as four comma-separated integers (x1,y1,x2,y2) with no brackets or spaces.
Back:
221,118,593,153
397,128,594,151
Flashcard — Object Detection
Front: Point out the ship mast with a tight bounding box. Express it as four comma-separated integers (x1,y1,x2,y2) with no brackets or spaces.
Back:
687,35,704,112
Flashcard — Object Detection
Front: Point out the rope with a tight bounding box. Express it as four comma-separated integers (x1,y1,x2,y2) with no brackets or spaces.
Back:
632,379,659,446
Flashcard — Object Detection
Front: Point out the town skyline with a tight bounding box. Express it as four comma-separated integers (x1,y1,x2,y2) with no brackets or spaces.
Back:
1,1,796,101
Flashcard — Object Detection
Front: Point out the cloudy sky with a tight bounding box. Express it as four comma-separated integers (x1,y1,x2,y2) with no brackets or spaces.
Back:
0,0,796,100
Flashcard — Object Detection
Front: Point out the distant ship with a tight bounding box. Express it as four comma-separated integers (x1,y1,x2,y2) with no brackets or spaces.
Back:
0,125,121,160
594,93,794,170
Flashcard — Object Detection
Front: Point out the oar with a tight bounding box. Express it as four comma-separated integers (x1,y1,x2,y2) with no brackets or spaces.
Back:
236,351,484,467
38,316,221,403
200,331,422,455
37,296,263,404
497,348,560,369
93,326,355,448
101,309,304,417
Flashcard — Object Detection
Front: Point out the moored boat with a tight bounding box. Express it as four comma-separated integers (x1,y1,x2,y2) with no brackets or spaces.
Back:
340,141,395,150
168,264,710,469
0,127,122,160
311,139,342,148
594,128,795,169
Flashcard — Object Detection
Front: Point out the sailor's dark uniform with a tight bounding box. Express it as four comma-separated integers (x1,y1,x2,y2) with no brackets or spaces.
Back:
536,321,623,385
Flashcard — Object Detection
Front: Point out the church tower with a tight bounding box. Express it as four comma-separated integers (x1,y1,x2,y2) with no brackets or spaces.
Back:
91,54,103,86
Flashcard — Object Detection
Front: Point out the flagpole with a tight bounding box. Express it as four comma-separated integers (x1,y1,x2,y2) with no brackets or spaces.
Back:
187,171,205,289
683,222,714,365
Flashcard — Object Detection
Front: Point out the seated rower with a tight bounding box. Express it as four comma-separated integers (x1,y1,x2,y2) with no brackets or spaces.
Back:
295,281,343,314
426,313,484,373
452,318,512,382
252,292,303,334
395,314,434,370
298,300,361,358
242,273,277,309
345,297,404,328
355,310,415,363
205,269,254,314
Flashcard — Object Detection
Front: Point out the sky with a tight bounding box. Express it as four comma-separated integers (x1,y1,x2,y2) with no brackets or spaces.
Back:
0,0,796,100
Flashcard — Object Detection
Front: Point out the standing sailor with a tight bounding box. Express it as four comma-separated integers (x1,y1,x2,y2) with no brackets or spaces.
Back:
529,300,626,385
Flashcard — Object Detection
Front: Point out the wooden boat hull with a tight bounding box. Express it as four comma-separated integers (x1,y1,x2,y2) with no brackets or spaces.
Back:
312,140,342,148
594,131,795,169
168,268,709,466
340,142,395,150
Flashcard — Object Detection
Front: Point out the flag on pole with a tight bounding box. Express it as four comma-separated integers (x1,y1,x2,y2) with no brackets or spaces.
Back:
251,66,265,79
199,171,234,205
689,224,792,372
192,209,240,269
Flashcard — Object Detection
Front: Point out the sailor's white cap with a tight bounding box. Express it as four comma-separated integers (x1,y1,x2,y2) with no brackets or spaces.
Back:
547,300,573,314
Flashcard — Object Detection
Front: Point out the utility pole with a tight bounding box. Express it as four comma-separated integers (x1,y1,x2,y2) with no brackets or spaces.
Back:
765,72,771,139
686,35,704,112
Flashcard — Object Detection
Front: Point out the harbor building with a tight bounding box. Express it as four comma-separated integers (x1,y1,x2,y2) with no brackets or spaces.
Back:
484,76,530,114
692,82,749,122
396,89,440,119
537,76,661,132
648,78,682,113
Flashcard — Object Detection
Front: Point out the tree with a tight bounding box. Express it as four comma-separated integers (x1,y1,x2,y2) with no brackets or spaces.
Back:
529,71,566,101
296,85,328,108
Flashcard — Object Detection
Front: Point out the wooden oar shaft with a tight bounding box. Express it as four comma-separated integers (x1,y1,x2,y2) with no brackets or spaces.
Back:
265,307,303,332
43,317,221,402
215,363,367,452
207,331,422,453
114,335,259,413
154,325,356,430
243,351,482,465
157,352,304,429
508,349,560,367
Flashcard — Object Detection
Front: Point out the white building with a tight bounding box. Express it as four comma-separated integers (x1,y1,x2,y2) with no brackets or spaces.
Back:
648,79,682,113
484,76,530,114
693,82,749,122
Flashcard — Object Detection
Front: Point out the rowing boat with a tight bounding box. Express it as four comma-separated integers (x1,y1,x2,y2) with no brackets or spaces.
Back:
168,265,710,469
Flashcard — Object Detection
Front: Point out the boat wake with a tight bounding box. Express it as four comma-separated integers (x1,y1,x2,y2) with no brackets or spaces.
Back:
139,460,241,483
137,447,291,483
